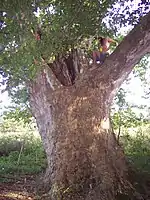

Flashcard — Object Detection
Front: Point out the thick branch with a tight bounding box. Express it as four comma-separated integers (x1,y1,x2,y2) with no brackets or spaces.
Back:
106,11,150,85
79,11,150,102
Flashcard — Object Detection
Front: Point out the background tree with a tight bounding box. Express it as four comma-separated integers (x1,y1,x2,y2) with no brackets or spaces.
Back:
1,0,150,199
111,55,150,138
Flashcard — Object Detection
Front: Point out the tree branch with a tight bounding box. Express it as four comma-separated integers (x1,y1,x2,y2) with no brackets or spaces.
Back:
107,11,150,102
106,11,150,85
79,11,150,103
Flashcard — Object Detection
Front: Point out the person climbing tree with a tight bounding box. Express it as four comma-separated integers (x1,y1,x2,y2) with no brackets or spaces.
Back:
92,36,118,64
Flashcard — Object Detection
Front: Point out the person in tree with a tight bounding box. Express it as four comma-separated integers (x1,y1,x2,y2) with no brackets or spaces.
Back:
92,36,118,64
34,27,42,40
31,26,42,41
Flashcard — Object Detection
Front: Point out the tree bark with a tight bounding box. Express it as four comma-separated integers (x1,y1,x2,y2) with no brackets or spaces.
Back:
29,11,150,200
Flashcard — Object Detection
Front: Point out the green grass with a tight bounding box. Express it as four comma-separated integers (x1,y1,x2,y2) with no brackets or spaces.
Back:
0,141,46,175
0,118,47,178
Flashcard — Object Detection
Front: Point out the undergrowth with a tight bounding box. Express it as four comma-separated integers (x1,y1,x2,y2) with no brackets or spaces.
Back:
0,118,47,181
120,125,150,173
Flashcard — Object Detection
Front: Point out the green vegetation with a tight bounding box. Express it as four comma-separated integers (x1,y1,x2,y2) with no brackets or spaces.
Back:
0,116,150,181
120,126,150,173
0,118,46,181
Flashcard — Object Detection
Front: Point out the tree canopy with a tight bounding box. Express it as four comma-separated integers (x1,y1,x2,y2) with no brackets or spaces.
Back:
0,0,150,103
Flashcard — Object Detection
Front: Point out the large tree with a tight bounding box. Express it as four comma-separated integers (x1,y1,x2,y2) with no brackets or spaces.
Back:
1,0,150,199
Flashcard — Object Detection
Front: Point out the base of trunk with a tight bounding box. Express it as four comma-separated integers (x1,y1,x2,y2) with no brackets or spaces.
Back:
36,170,140,200
36,150,141,200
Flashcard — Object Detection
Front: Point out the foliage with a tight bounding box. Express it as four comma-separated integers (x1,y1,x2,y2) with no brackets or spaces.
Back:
0,118,46,177
107,0,150,32
111,55,150,131
120,125,150,173
111,55,150,172
133,54,150,84
3,106,32,124
0,0,117,118
0,0,149,87
112,108,147,130
0,0,149,122
0,0,114,84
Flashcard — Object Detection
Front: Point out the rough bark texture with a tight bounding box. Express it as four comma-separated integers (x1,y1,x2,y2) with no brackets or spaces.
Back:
29,12,150,200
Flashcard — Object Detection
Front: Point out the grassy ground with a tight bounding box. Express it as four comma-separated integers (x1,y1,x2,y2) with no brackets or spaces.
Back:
0,119,47,180
119,126,150,200
0,118,150,199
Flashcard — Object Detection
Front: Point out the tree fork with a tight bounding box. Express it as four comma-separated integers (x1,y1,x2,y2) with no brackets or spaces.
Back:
47,49,82,86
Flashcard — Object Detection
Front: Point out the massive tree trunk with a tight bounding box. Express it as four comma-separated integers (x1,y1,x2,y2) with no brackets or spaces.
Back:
29,12,150,200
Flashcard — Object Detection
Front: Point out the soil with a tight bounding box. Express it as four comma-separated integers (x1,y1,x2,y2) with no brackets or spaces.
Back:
0,172,150,200
0,175,37,200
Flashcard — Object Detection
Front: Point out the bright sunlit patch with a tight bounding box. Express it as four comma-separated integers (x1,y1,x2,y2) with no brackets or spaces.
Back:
104,0,150,36
33,5,55,18
0,192,33,199
100,117,110,130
